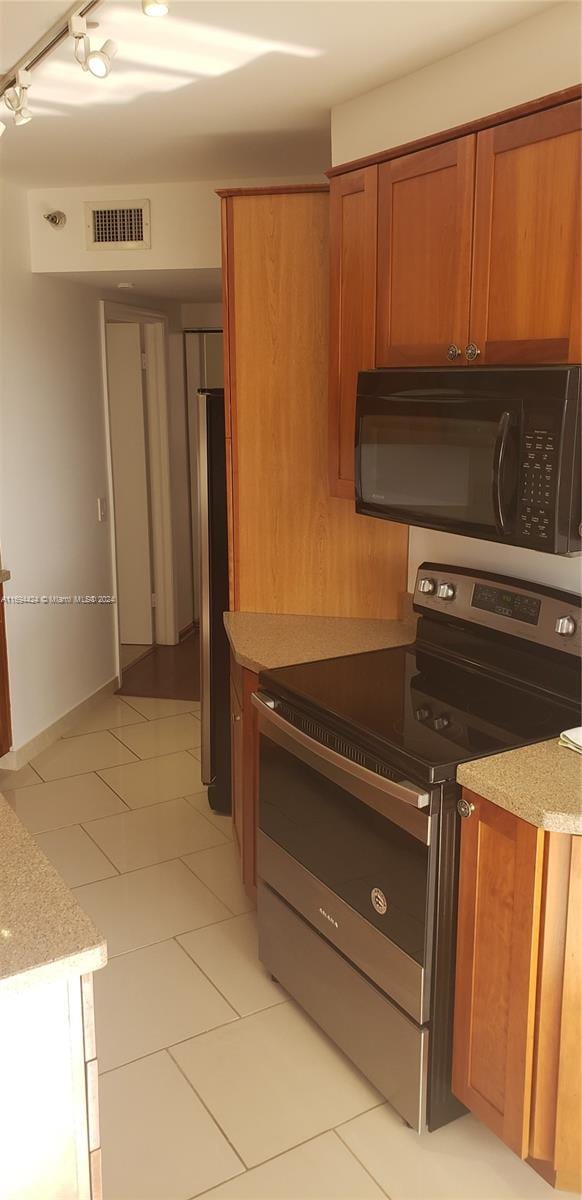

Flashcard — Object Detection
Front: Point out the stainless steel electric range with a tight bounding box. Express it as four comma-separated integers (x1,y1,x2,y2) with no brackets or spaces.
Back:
253,564,581,1134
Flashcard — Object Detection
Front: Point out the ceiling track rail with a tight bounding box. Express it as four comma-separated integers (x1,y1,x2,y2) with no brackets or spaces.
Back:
0,0,104,97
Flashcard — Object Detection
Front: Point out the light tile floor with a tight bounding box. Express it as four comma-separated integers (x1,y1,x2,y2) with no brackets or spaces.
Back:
2,692,556,1200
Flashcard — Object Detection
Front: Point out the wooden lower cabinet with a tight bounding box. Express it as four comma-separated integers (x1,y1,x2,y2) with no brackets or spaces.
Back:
230,655,259,895
453,790,581,1191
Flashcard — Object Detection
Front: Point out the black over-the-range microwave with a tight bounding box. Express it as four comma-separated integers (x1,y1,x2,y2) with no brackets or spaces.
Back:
354,366,581,555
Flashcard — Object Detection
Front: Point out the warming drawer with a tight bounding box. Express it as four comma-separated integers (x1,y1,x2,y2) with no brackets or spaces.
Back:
258,880,429,1132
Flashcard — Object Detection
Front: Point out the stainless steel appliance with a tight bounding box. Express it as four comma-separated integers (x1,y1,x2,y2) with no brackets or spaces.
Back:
255,565,581,1132
195,387,231,813
355,366,581,554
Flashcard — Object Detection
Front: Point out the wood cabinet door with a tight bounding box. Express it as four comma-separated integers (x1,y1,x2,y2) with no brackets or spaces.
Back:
329,166,378,498
230,675,244,854
376,136,475,367
0,584,12,757
452,791,544,1157
470,101,581,364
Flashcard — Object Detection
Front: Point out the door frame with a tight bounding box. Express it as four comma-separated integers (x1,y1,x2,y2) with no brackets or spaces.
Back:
99,301,178,680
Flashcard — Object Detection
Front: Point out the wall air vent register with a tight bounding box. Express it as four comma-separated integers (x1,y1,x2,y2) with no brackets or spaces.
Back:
85,200,151,250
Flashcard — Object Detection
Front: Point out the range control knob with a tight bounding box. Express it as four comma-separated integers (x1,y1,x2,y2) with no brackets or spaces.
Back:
437,582,456,601
555,615,577,637
418,577,436,595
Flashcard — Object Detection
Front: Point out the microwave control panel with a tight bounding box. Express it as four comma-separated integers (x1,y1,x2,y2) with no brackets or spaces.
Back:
518,429,557,545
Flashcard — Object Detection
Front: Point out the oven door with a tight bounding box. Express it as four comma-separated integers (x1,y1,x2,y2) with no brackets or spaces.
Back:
356,387,520,541
253,692,436,1025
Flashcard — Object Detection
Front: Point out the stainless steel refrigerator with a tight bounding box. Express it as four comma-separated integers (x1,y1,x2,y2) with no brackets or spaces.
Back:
194,386,231,813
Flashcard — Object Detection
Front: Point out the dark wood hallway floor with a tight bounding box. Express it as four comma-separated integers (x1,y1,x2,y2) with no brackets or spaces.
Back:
117,632,200,701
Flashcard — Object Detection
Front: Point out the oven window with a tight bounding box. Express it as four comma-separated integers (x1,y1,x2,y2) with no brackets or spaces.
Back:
259,735,429,965
359,412,500,527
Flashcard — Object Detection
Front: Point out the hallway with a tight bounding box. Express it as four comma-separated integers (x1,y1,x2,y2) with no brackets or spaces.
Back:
118,633,200,702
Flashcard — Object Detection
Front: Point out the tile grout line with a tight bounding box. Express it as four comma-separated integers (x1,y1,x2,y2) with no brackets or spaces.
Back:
98,998,294,1079
171,932,285,1022
106,723,203,760
331,1126,394,1199
186,1113,393,1200
79,821,122,877
166,1048,249,1174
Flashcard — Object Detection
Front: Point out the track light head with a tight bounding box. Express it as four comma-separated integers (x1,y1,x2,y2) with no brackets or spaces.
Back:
142,0,169,14
86,38,117,78
4,68,32,126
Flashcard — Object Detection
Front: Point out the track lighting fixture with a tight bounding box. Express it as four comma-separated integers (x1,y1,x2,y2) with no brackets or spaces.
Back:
142,0,169,14
4,69,32,127
69,15,117,79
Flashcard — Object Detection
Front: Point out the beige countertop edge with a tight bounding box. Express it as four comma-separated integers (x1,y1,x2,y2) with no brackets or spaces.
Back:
0,569,10,583
1,940,108,995
224,610,417,674
457,739,582,835
0,795,108,991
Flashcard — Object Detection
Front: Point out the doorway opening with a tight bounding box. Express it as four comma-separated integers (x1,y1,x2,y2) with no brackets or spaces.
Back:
100,301,178,689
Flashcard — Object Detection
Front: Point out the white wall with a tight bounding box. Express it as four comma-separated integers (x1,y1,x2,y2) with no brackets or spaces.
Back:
0,180,116,754
332,3,582,165
181,302,223,329
331,0,582,598
28,177,321,276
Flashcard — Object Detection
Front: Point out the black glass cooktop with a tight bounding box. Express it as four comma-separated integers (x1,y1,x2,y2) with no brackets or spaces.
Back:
260,641,580,784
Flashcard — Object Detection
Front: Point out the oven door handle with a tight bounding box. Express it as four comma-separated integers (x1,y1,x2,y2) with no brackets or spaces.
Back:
252,692,432,844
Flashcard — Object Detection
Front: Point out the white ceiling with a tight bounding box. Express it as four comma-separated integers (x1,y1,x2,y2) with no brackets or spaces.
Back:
54,265,222,300
0,0,558,187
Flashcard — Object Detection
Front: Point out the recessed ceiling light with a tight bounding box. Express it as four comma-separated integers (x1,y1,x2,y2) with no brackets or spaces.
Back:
142,0,169,15
117,282,135,289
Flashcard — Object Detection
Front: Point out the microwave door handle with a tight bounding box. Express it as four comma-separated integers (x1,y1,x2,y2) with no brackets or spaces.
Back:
492,410,513,534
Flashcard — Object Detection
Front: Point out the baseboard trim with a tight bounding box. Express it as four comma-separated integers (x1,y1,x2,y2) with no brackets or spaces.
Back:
179,620,199,641
0,677,120,771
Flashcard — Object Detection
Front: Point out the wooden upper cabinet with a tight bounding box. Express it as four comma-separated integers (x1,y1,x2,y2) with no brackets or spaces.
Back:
452,792,544,1157
328,167,378,498
376,136,475,367
470,100,582,364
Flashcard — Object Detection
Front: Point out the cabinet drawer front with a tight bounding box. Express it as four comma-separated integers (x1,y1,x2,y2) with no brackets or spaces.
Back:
258,880,428,1132
471,101,582,364
376,136,475,367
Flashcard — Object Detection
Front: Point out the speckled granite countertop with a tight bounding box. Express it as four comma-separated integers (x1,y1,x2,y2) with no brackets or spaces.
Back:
458,740,582,834
0,794,107,991
224,610,417,674
0,569,10,584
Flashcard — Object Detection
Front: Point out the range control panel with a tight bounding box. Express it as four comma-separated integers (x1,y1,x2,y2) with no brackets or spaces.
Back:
414,564,581,657
518,428,557,545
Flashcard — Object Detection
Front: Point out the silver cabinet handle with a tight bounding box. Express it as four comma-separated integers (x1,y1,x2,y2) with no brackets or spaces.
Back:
465,343,481,361
446,344,462,361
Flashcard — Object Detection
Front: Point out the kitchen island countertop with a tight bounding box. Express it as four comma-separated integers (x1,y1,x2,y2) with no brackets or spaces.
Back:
0,792,106,992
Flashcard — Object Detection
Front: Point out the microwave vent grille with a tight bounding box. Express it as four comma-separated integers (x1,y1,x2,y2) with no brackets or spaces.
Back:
276,702,401,783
